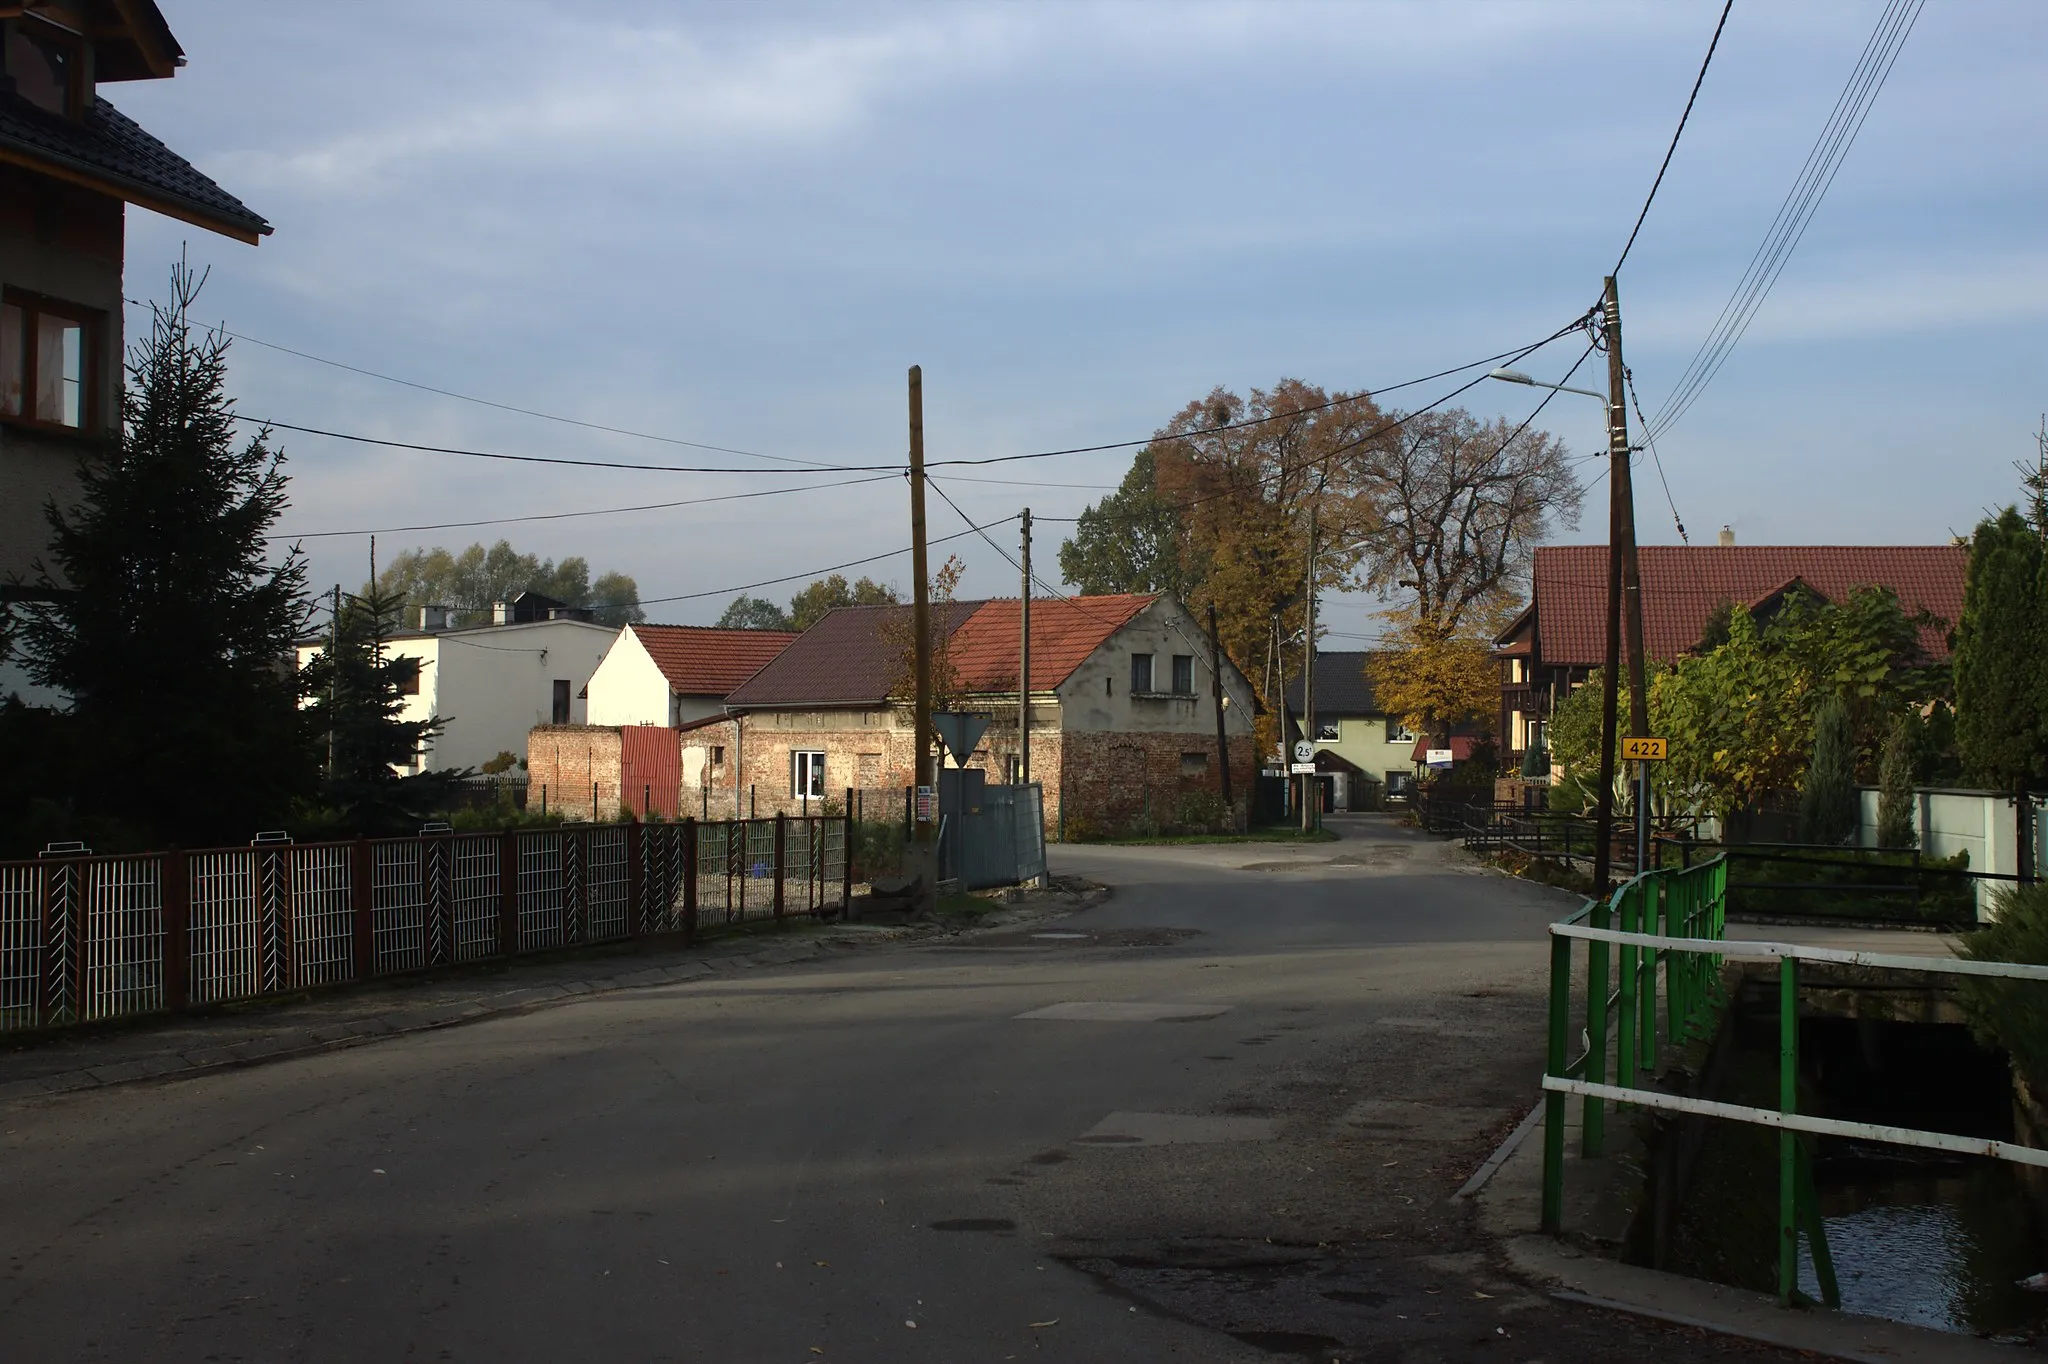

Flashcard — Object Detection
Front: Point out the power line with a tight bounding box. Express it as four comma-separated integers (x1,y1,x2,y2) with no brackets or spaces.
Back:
237,416,901,476
1613,0,1736,276
266,473,900,542
1645,0,1924,439
125,296,839,471
633,515,1019,609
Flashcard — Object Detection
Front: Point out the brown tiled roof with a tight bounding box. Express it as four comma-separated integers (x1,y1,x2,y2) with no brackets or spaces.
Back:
1523,545,1967,667
0,94,269,241
725,602,982,707
949,594,1156,691
629,625,798,697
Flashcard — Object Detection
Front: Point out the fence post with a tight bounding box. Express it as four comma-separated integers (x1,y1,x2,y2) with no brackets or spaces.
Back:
499,829,519,956
842,810,854,915
163,849,190,1012
1777,956,1800,1306
1541,928,1571,1234
682,819,699,941
773,813,787,920
351,838,375,980
1584,888,1610,1159
627,820,646,939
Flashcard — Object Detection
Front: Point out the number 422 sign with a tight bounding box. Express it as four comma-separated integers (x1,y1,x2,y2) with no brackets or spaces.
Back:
1622,736,1669,762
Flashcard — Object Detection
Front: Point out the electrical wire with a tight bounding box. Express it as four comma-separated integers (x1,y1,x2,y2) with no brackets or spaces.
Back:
1645,0,1924,439
1627,370,1690,545
1613,0,1735,276
266,473,901,542
632,514,1019,609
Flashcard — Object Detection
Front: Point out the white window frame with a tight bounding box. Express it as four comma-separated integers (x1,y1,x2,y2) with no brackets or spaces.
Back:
1315,719,1341,742
791,749,826,799
1386,719,1416,744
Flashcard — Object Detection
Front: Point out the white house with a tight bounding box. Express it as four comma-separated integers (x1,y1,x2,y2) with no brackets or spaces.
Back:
585,624,798,728
298,612,617,773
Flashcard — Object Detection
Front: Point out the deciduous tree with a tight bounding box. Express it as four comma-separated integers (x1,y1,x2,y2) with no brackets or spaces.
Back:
788,574,899,631
715,595,792,630
1365,611,1498,744
375,540,646,626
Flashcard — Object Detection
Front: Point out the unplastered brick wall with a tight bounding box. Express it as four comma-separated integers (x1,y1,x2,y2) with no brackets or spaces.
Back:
527,725,623,818
737,708,920,818
1055,730,1257,838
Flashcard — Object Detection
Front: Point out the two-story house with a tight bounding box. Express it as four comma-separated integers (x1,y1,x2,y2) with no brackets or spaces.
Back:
2,1,269,703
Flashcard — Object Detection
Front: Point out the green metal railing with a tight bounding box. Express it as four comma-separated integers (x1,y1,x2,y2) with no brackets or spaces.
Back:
1540,859,2048,1307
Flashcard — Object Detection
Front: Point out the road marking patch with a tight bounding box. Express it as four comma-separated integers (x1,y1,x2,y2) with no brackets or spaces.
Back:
1077,1110,1277,1145
1015,1001,1231,1022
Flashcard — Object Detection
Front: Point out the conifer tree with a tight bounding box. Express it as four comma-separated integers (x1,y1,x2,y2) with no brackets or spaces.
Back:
1876,711,1919,849
1798,693,1858,846
303,579,457,833
1953,507,2048,878
18,264,316,847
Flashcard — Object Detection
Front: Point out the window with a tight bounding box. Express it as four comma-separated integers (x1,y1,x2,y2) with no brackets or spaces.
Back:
1170,655,1194,694
1508,658,1527,685
551,679,571,724
4,22,81,117
1386,719,1416,744
1385,770,1412,797
1,294,95,430
1130,652,1153,694
711,745,726,767
1315,720,1341,742
791,750,826,799
397,659,421,696
1179,751,1209,777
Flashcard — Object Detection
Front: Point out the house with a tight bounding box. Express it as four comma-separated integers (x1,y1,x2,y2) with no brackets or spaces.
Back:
298,610,616,774
1493,540,1969,764
1282,651,1421,806
585,624,799,728
2,1,269,702
629,592,1259,830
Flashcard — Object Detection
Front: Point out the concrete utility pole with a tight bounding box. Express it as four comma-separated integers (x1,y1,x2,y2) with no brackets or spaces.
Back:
1300,511,1319,833
1208,603,1232,814
1592,276,1652,895
908,366,936,911
327,584,340,780
1018,507,1032,785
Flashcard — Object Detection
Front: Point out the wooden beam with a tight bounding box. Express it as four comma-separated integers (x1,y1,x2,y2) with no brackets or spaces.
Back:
0,146,264,244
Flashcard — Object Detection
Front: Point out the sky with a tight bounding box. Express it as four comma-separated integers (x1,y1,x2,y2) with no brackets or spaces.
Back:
110,0,2048,646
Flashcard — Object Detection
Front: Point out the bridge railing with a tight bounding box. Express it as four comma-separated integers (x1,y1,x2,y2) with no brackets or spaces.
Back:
0,815,850,1035
1540,860,2048,1306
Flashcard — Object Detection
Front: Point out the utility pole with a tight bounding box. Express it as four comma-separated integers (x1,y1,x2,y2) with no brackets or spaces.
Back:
1592,276,1651,895
1208,603,1232,814
908,366,936,912
1300,511,1319,833
327,584,340,780
1018,507,1032,785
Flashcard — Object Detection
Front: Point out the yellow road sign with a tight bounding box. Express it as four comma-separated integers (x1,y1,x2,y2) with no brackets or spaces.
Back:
1622,736,1668,761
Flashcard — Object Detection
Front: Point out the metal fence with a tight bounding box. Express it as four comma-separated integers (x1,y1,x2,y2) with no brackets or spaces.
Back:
1540,858,2048,1308
0,815,850,1035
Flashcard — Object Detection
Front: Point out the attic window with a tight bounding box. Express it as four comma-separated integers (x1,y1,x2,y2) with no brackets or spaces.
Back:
4,21,82,118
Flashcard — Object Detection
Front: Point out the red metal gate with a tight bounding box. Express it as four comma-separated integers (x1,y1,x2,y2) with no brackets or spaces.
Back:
619,726,681,819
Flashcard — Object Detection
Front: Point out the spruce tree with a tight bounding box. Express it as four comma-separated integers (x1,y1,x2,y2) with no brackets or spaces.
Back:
1798,693,1858,846
303,580,457,834
1876,711,1919,849
18,265,316,847
1952,507,2048,878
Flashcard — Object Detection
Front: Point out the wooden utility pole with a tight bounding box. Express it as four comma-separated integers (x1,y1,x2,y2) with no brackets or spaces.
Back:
1592,275,1650,894
1018,507,1032,786
327,584,341,779
909,367,935,900
1208,603,1232,812
1300,512,1319,833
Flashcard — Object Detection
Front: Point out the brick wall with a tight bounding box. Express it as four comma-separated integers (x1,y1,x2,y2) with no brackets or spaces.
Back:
526,725,623,818
1054,730,1257,838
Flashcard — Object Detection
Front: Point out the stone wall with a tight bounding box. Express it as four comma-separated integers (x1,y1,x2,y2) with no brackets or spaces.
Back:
1054,730,1257,839
526,725,623,818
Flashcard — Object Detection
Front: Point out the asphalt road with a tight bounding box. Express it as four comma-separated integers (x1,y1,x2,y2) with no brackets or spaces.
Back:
0,817,1789,1363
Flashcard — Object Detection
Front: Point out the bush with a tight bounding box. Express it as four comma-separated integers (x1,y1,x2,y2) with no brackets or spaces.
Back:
1727,846,1974,925
1957,882,2048,1093
851,819,905,880
1174,789,1231,834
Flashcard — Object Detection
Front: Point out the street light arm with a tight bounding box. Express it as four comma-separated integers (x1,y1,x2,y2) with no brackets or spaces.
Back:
1487,368,1607,404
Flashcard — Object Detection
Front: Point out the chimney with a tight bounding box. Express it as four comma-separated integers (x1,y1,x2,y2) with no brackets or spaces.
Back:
420,604,452,632
1717,525,1735,547
492,600,511,626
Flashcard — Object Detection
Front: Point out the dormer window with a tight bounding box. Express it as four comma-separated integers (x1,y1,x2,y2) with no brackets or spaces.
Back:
4,19,85,119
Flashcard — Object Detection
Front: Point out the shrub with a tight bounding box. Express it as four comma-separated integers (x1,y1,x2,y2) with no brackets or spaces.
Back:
1957,883,2048,1093
1175,789,1230,834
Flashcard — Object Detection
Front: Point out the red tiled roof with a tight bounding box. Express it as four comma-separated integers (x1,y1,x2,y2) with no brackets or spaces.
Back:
724,602,981,707
629,625,799,696
1523,545,1966,667
948,594,1157,691
1412,735,1483,762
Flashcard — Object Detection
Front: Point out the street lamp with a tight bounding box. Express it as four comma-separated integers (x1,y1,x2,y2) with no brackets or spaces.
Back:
1487,368,1608,405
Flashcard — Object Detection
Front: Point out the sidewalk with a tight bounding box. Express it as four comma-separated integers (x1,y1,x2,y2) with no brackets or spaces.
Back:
0,887,1098,1108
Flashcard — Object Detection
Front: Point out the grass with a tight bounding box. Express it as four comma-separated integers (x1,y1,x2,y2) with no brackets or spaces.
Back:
1082,825,1341,847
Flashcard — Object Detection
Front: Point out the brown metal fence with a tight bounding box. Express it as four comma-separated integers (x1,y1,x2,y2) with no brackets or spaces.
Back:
0,815,850,1034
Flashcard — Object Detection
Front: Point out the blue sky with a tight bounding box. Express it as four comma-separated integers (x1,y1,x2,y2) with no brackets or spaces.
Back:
112,1,2048,643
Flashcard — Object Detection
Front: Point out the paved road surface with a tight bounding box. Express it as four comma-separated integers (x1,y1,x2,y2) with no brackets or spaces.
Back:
0,817,1790,1362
